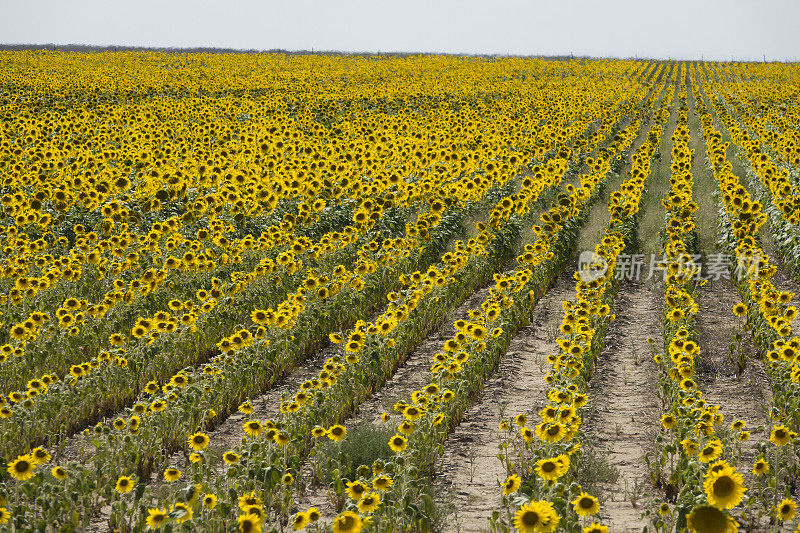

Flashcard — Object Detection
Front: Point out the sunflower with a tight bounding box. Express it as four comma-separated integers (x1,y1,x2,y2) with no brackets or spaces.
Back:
752,458,769,476
146,508,169,530
540,423,566,443
776,498,797,522
240,419,263,437
404,405,425,421
769,424,793,446
582,525,609,533
398,420,415,435
704,468,746,509
223,452,241,465
203,494,218,509
346,480,368,501
188,432,210,451
251,309,270,325
698,440,723,463
572,492,600,517
332,510,363,533
8,454,36,481
682,438,700,456
357,491,381,513
388,434,407,453
732,303,747,317
292,511,310,530
236,493,262,513
164,468,182,482
502,474,521,496
51,466,67,480
661,414,677,430
275,432,290,446
172,502,193,524
535,456,567,481
708,460,731,475
242,505,265,522
30,447,51,464
659,503,670,516
513,500,559,533
0,507,9,525
470,325,487,341
685,505,738,533
327,424,347,442
521,427,534,443
238,513,263,533
307,507,321,522
8,324,27,341
116,475,134,493
373,474,393,492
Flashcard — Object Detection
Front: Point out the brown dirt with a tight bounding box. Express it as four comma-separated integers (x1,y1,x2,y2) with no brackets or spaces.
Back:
351,286,496,427
695,274,773,477
288,281,501,524
583,282,663,532
576,74,673,531
434,273,574,533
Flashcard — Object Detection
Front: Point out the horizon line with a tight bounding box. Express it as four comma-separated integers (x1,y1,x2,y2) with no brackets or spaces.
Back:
0,43,795,64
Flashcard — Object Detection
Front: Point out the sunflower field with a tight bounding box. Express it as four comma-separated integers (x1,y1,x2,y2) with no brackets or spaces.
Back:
1,52,800,533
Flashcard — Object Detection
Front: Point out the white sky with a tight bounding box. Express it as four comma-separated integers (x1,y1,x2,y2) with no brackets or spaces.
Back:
1,0,798,61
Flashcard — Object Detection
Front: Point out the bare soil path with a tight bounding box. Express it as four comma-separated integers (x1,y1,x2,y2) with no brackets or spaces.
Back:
695,275,773,473
289,280,502,523
349,285,496,428
583,282,663,532
434,273,573,533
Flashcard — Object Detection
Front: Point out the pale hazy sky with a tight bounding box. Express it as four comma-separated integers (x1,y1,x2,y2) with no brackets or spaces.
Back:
1,0,798,61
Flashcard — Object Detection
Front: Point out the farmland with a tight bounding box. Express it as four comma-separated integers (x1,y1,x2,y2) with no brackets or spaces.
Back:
1,52,800,532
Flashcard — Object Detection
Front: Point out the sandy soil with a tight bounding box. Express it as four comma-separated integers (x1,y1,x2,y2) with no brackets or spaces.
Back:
695,274,773,476
349,285,496,428
434,273,573,533
289,280,501,524
583,283,663,532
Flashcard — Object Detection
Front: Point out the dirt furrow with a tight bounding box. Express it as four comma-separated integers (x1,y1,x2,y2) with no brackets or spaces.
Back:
289,280,501,522
351,287,496,427
582,282,662,532
695,274,774,479
434,272,574,533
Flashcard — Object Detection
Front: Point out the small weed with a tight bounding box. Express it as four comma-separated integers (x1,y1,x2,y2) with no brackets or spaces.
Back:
576,442,620,494
318,423,394,482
